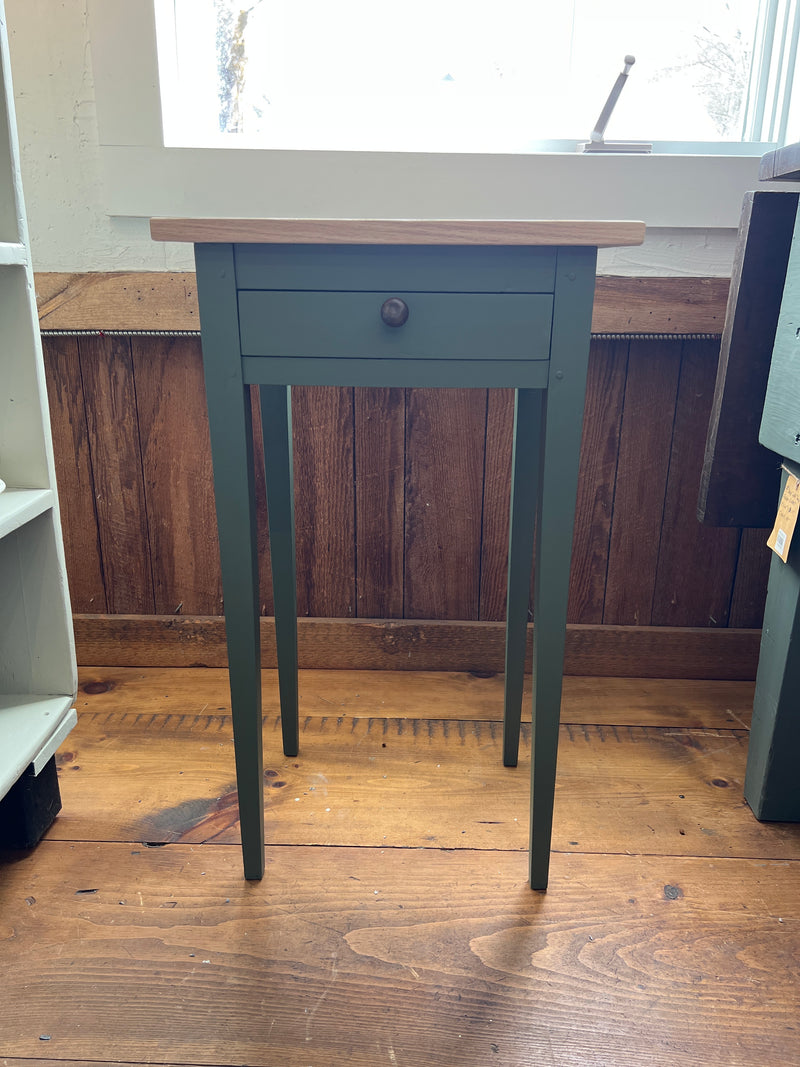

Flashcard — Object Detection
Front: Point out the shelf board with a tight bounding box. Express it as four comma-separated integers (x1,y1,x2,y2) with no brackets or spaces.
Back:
0,694,76,799
0,487,54,539
0,241,27,266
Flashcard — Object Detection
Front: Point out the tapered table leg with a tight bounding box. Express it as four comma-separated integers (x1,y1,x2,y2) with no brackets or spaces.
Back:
529,247,596,890
260,385,300,758
503,388,543,767
196,243,265,880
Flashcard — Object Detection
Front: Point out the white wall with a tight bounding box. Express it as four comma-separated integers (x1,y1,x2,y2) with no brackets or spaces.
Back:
6,0,189,272
3,0,780,276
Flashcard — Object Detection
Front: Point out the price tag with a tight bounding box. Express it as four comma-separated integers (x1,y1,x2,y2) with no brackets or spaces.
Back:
767,473,800,563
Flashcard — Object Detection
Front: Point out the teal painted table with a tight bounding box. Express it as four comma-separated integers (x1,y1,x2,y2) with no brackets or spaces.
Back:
151,218,645,889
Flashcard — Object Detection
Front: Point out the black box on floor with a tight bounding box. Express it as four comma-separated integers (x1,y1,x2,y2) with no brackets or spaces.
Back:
0,756,63,849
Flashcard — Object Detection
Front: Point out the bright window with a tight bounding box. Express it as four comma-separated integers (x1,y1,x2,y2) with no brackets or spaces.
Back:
154,0,799,154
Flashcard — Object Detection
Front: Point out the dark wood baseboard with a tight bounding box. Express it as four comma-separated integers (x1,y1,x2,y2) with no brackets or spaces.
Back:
36,274,731,334
72,615,761,680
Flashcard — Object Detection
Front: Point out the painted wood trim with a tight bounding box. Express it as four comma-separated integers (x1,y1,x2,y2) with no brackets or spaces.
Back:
72,614,761,680
745,469,800,819
759,141,800,181
149,217,646,246
35,273,731,334
698,191,796,527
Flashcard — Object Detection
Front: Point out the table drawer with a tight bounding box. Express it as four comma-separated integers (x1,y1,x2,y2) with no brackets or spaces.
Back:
234,243,558,293
238,291,554,361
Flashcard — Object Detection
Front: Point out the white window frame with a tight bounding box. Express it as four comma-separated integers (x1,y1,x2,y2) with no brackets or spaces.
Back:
88,0,784,229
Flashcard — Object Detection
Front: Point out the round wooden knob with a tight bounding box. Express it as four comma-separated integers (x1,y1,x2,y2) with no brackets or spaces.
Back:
380,297,409,327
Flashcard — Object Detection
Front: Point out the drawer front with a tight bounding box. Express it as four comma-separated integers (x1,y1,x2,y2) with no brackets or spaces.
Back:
234,243,557,294
238,291,554,361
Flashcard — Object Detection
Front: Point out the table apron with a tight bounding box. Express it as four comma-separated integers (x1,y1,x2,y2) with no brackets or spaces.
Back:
241,356,552,389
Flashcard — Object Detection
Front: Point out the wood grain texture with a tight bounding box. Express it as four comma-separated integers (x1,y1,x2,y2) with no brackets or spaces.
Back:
567,339,629,624
71,615,762,679
292,386,356,617
354,388,405,618
47,698,784,859
44,333,770,631
404,388,487,619
132,337,222,616
36,271,200,332
0,1062,189,1067
249,387,275,616
77,335,155,614
592,276,729,334
73,666,755,730
479,389,515,621
41,336,106,612
149,217,646,246
2,843,798,1067
698,191,795,527
34,273,729,334
652,339,741,627
728,527,772,628
2,668,795,1067
603,340,683,625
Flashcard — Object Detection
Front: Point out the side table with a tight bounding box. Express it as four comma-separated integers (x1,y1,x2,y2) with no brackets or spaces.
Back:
150,219,645,889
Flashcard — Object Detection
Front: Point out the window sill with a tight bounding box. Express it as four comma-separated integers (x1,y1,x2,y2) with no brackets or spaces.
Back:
99,144,768,230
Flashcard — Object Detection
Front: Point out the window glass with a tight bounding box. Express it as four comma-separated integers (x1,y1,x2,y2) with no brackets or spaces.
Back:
156,0,771,152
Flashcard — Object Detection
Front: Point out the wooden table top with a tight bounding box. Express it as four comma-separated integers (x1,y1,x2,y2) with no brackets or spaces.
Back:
150,218,646,247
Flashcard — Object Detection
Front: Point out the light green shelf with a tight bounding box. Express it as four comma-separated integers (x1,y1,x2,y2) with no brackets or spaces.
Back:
0,695,76,798
0,487,54,539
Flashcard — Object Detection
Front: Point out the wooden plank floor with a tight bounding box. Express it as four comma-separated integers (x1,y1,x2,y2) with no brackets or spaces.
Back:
2,668,799,1067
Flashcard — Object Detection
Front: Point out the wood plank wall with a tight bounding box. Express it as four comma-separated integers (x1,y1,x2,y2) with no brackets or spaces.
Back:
42,332,771,630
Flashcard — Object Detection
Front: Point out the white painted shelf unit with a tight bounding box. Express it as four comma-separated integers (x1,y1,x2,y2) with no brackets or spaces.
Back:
0,0,77,807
